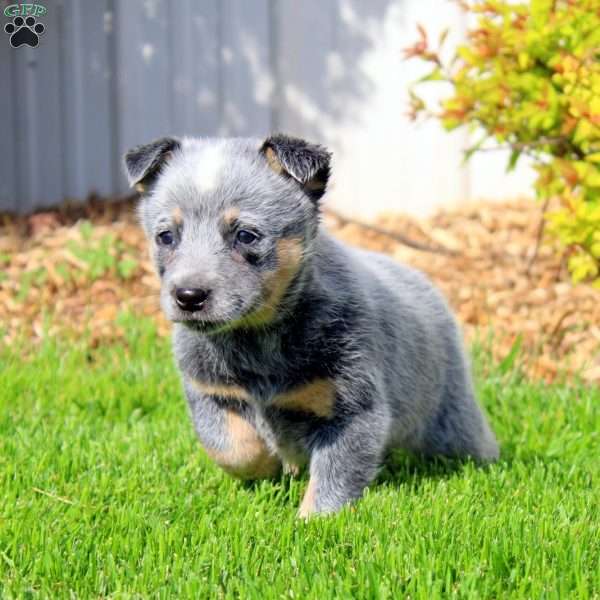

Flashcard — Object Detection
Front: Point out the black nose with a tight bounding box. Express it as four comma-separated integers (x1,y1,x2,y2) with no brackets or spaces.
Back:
174,288,210,311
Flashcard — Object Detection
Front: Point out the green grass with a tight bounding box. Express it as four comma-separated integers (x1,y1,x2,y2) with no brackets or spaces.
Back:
1,316,598,599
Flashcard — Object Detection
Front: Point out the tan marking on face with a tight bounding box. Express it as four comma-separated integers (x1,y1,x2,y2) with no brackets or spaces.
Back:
191,379,251,402
210,237,304,333
298,477,317,518
248,238,304,326
273,378,335,418
205,410,281,480
135,183,146,193
265,238,303,304
172,206,183,226
223,207,240,227
221,238,304,331
264,146,284,175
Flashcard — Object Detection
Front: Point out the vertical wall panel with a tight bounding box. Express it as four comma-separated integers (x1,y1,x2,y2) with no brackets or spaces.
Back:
60,0,112,199
169,0,220,137
113,0,173,192
8,45,34,213
26,1,63,210
220,0,272,136
7,1,63,212
276,0,337,140
0,33,17,211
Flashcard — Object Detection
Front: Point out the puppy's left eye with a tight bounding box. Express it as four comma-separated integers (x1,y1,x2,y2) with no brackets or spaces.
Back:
236,229,258,245
157,230,175,246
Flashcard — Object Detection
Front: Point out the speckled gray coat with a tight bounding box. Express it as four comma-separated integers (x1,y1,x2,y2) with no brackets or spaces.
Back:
124,134,499,517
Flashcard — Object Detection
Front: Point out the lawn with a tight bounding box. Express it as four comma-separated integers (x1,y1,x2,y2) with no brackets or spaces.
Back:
1,315,598,599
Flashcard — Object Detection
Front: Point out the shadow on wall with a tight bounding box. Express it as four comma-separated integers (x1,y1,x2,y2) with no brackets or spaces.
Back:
272,0,387,146
0,0,394,213
118,0,389,150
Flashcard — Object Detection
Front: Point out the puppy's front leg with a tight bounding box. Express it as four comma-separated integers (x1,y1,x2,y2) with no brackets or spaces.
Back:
184,380,281,480
299,410,387,517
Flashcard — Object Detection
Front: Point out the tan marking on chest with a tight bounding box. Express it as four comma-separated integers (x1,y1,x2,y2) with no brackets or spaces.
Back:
205,410,281,480
272,378,335,418
191,379,251,402
298,477,318,518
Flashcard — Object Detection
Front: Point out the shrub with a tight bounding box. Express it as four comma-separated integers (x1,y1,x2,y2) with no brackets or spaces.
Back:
406,0,600,287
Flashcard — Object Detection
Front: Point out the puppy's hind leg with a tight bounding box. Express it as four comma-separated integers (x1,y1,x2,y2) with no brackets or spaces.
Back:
420,366,499,463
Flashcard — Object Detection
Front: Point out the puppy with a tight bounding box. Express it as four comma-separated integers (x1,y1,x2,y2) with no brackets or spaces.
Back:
124,134,499,517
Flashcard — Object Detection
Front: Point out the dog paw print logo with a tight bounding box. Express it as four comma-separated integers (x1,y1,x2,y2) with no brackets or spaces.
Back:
4,4,47,48
5,15,44,47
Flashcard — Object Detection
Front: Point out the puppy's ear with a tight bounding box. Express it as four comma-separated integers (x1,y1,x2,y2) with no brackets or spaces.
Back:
260,134,331,201
124,136,181,192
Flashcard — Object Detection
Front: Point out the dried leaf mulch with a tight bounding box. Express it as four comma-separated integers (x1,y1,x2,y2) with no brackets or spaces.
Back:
1,196,599,384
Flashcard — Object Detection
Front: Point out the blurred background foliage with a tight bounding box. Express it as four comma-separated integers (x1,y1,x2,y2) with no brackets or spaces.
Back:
408,0,600,287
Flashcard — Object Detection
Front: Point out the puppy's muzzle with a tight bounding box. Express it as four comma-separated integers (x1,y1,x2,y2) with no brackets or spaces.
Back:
174,287,210,312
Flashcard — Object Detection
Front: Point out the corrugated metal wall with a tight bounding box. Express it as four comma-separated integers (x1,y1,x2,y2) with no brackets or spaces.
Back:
0,0,310,213
0,0,535,216
3,0,414,214
2,0,396,213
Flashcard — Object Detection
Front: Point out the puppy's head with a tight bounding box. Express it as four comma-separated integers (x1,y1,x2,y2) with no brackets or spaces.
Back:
124,134,331,333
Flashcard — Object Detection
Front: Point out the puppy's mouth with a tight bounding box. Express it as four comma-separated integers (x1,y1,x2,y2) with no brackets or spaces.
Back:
171,298,265,334
179,319,229,334
165,290,266,334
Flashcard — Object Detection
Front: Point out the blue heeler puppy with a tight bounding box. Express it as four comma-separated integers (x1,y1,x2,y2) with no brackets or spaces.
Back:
124,135,499,517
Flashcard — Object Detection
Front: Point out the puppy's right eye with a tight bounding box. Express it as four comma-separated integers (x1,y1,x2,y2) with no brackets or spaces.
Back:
157,230,175,246
236,229,258,245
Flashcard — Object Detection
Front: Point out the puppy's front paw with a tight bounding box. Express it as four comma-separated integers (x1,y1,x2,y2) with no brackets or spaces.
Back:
283,461,301,477
297,478,317,519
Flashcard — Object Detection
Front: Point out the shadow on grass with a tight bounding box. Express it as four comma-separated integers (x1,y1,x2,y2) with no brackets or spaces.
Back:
239,472,300,492
239,452,491,496
377,451,472,490
377,444,557,492
234,444,553,503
